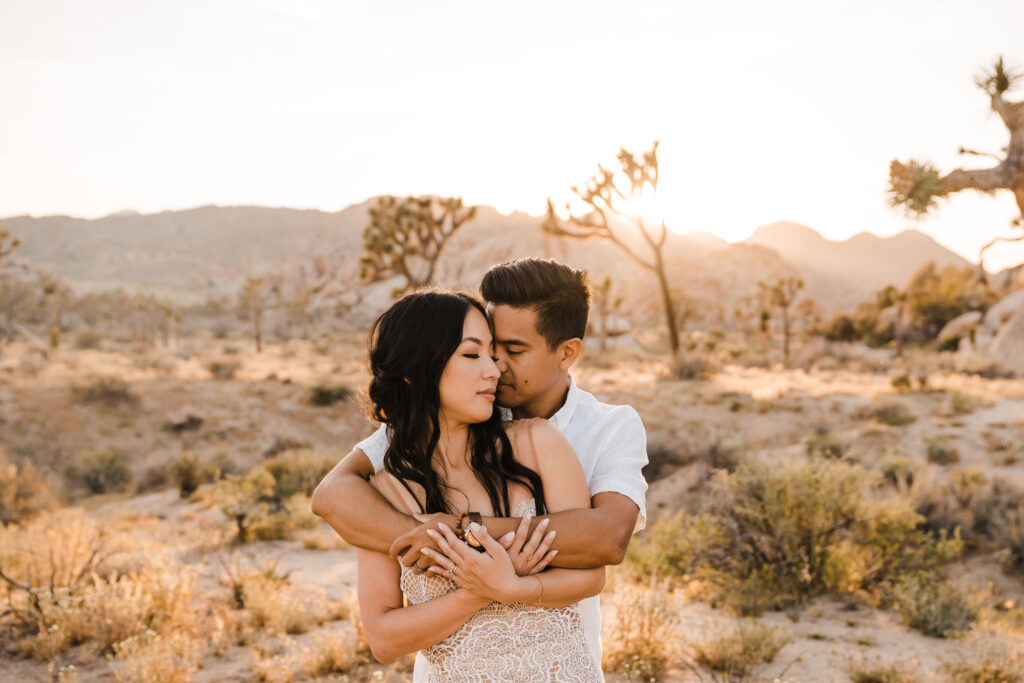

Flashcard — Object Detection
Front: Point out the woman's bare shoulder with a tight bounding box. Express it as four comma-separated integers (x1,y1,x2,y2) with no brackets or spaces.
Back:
504,418,571,467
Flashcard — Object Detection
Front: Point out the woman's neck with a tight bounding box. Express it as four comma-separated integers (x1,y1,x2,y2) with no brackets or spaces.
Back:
435,419,471,472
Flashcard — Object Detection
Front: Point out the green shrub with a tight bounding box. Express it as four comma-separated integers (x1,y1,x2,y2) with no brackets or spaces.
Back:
66,449,133,494
309,380,354,406
867,399,917,426
172,452,218,498
846,659,919,683
948,390,973,415
891,373,912,390
927,440,960,465
889,572,975,637
262,450,338,500
806,423,849,459
627,459,962,615
880,456,916,488
602,579,679,682
71,375,138,407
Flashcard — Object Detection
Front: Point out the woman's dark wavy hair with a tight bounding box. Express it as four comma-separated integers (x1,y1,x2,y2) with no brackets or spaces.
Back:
367,291,546,516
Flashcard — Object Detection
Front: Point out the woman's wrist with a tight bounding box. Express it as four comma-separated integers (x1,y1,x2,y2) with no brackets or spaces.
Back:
503,576,542,604
454,587,492,610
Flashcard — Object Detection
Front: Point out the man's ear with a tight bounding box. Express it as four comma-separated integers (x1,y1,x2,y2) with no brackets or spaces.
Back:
557,338,583,370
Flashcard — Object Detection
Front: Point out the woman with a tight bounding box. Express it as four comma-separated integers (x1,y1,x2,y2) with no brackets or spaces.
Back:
356,291,604,682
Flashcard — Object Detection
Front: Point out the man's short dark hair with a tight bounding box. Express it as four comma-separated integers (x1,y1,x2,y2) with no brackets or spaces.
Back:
480,258,590,349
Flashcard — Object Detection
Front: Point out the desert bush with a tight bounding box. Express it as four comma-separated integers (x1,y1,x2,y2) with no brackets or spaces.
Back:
668,351,716,380
889,572,976,637
863,399,917,426
262,450,337,500
65,449,133,494
627,459,962,615
602,579,679,682
218,557,326,636
0,450,56,524
943,635,1024,682
927,440,960,465
216,469,276,543
879,456,916,488
948,390,974,415
890,373,912,390
991,496,1024,574
693,620,790,678
171,452,218,498
207,358,241,380
263,436,312,458
309,380,354,406
805,423,849,459
110,629,203,683
73,329,102,350
71,374,138,407
846,659,919,683
2,511,200,660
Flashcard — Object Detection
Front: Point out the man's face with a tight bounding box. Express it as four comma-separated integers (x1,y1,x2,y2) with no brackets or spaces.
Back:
489,304,563,410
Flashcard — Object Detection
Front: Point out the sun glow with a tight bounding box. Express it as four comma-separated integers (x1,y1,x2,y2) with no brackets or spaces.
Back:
622,191,667,227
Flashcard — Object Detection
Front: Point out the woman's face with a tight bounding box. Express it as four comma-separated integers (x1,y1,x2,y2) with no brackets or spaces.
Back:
438,307,501,427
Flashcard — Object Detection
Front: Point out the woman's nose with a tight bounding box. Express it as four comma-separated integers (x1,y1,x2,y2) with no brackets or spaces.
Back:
483,357,501,379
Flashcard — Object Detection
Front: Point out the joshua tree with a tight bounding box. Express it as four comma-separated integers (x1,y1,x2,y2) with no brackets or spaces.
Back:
591,275,626,351
360,196,476,294
758,276,804,362
543,142,682,353
237,276,277,352
889,56,1024,276
0,227,19,264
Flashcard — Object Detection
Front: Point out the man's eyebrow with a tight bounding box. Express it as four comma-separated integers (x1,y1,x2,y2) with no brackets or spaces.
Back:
497,338,530,347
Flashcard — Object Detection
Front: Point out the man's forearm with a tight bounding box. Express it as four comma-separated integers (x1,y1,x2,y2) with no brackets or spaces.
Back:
311,463,416,553
483,504,634,569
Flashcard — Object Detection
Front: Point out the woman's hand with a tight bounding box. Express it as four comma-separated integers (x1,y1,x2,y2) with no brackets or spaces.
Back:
423,523,540,604
502,515,557,576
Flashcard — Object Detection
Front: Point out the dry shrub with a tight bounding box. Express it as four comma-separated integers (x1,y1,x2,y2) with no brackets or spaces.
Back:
308,380,354,406
948,390,974,415
846,658,919,683
692,620,790,679
859,398,917,426
0,449,57,524
879,456,916,488
207,358,241,380
602,579,680,682
943,633,1024,682
71,374,138,407
110,629,204,683
73,329,102,350
668,351,717,380
927,440,961,465
805,423,849,459
65,448,133,494
218,557,325,635
627,459,961,616
171,452,218,498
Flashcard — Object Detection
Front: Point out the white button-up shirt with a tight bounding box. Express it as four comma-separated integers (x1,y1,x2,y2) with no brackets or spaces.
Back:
355,373,648,678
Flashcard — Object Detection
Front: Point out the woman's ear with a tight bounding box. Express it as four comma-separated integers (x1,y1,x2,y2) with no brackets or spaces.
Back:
557,338,583,370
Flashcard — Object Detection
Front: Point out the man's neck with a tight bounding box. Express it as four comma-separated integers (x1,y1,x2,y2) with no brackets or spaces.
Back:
512,374,571,420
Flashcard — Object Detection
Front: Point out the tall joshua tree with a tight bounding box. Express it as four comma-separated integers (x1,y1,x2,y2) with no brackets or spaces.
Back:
542,142,681,354
360,196,476,294
889,56,1024,276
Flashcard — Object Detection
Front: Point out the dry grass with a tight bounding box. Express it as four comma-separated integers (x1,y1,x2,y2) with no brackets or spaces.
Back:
603,578,680,682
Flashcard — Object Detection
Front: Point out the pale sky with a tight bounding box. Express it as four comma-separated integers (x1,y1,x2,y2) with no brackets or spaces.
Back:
3,0,1024,270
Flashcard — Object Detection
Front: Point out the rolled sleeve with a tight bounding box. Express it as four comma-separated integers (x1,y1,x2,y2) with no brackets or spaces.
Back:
355,424,389,473
587,406,648,531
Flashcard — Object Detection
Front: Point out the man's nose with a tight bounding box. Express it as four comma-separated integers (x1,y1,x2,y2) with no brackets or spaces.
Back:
493,353,509,374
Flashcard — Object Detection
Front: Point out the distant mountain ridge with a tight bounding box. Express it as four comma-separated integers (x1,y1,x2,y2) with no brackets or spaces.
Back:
1,205,979,315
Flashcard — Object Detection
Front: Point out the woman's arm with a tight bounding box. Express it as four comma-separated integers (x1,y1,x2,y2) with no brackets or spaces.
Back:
357,547,490,664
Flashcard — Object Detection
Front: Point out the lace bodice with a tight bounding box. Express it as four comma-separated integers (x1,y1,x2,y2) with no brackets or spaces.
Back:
401,499,602,682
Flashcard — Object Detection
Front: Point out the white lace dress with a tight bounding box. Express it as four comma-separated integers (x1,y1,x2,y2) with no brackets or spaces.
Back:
371,472,602,682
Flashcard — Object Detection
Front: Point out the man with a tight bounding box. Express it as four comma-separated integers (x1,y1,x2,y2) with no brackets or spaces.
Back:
311,257,648,677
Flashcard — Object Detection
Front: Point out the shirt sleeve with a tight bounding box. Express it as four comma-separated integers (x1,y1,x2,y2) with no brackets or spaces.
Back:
354,424,390,473
586,405,649,532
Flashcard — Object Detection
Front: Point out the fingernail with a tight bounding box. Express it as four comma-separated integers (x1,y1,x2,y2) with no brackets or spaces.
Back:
551,550,558,556
501,532,515,543
540,518,549,527
426,530,438,538
547,531,556,540
438,523,450,532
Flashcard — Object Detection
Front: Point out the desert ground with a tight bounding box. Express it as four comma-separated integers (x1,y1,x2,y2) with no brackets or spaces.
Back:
2,334,1023,682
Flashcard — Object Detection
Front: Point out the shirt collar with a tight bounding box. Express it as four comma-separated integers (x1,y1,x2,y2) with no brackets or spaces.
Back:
497,372,579,429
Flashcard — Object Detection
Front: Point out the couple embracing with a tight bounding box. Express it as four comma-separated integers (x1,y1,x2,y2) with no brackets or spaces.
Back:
311,258,649,681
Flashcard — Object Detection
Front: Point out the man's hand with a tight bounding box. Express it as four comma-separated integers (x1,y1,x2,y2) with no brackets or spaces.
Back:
389,512,457,571
500,516,557,576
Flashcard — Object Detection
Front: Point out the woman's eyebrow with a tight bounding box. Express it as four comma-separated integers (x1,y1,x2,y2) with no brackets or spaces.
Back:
461,336,485,345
